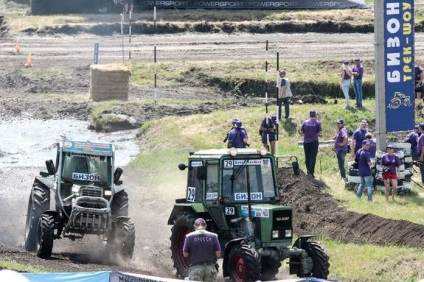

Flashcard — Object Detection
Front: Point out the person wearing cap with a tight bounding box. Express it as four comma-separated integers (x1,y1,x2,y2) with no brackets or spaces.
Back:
351,58,364,107
259,114,277,156
405,125,419,160
380,144,401,202
334,118,348,181
351,120,369,159
278,70,293,120
340,60,352,109
301,110,322,178
355,139,373,201
416,123,424,183
183,218,221,282
414,63,424,100
226,121,248,149
365,132,376,159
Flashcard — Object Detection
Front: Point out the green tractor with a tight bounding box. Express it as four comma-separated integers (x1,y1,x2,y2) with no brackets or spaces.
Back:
168,148,329,281
24,140,135,261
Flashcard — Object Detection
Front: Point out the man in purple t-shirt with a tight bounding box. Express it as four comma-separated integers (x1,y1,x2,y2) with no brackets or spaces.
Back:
351,120,369,159
183,218,221,282
301,110,322,178
334,119,348,180
356,140,373,201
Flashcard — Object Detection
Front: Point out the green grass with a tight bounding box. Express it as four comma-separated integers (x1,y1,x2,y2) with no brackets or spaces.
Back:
130,98,424,281
0,260,48,273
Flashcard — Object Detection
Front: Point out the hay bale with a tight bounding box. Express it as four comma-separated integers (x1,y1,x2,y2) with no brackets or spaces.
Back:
90,64,131,101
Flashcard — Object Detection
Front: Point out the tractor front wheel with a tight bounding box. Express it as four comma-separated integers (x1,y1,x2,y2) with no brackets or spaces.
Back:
297,241,330,279
227,244,261,282
37,214,55,258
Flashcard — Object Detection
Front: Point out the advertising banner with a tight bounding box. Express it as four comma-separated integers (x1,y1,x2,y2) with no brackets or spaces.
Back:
137,0,368,9
384,0,415,132
21,271,110,282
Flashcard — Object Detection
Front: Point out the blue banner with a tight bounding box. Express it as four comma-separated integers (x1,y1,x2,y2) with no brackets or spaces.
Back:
384,0,415,132
21,271,110,282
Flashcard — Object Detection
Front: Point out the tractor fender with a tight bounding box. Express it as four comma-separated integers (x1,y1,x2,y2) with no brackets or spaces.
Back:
292,234,316,249
115,216,131,223
222,238,245,278
167,203,206,225
34,176,54,192
113,184,125,194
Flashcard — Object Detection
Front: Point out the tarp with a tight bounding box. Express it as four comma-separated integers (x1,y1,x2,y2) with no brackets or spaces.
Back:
136,0,368,9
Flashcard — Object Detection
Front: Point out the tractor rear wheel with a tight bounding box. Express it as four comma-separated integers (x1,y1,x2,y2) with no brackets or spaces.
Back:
297,241,330,279
25,182,50,252
37,214,55,258
227,244,261,282
170,212,196,278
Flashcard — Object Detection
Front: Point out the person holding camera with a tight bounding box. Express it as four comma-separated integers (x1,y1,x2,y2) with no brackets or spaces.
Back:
260,114,277,156
380,144,401,202
183,218,221,282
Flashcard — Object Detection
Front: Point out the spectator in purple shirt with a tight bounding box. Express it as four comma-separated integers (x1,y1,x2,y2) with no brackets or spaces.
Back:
351,57,364,107
380,144,401,202
405,125,419,160
301,110,322,178
334,118,348,181
226,121,247,148
417,123,424,183
351,120,369,159
365,133,376,159
260,115,277,156
356,140,373,201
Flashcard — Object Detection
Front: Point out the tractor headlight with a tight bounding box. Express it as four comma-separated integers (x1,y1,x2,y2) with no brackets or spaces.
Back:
71,184,81,194
272,230,279,239
229,148,238,157
104,190,112,196
285,229,292,238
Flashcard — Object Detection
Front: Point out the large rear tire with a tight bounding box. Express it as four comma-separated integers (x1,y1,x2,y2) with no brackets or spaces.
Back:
227,244,261,282
297,241,330,279
24,182,50,252
170,212,196,278
37,214,55,258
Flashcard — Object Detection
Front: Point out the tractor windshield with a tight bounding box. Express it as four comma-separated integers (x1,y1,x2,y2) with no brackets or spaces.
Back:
61,153,111,186
222,158,276,202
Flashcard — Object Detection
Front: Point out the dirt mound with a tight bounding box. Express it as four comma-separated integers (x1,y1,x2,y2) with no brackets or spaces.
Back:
278,167,424,248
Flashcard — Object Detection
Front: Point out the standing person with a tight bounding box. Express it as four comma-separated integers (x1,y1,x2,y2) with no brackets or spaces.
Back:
278,70,293,120
365,133,376,159
416,123,424,184
183,218,221,282
380,144,401,202
351,57,364,108
260,114,277,156
414,64,424,100
226,121,248,148
301,110,322,178
405,125,419,160
340,60,352,109
351,120,369,159
356,140,373,201
224,118,248,146
334,118,348,181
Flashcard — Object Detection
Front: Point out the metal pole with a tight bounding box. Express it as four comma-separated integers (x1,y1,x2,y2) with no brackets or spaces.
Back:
154,6,157,103
374,0,386,151
129,10,132,64
265,40,270,148
275,37,280,157
120,13,124,63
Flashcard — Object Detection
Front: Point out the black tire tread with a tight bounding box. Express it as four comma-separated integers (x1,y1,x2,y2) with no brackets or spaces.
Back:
37,214,55,259
111,190,129,218
228,244,261,282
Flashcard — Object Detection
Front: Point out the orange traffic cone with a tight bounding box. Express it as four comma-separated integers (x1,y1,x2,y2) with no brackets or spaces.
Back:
25,53,33,67
15,40,21,54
